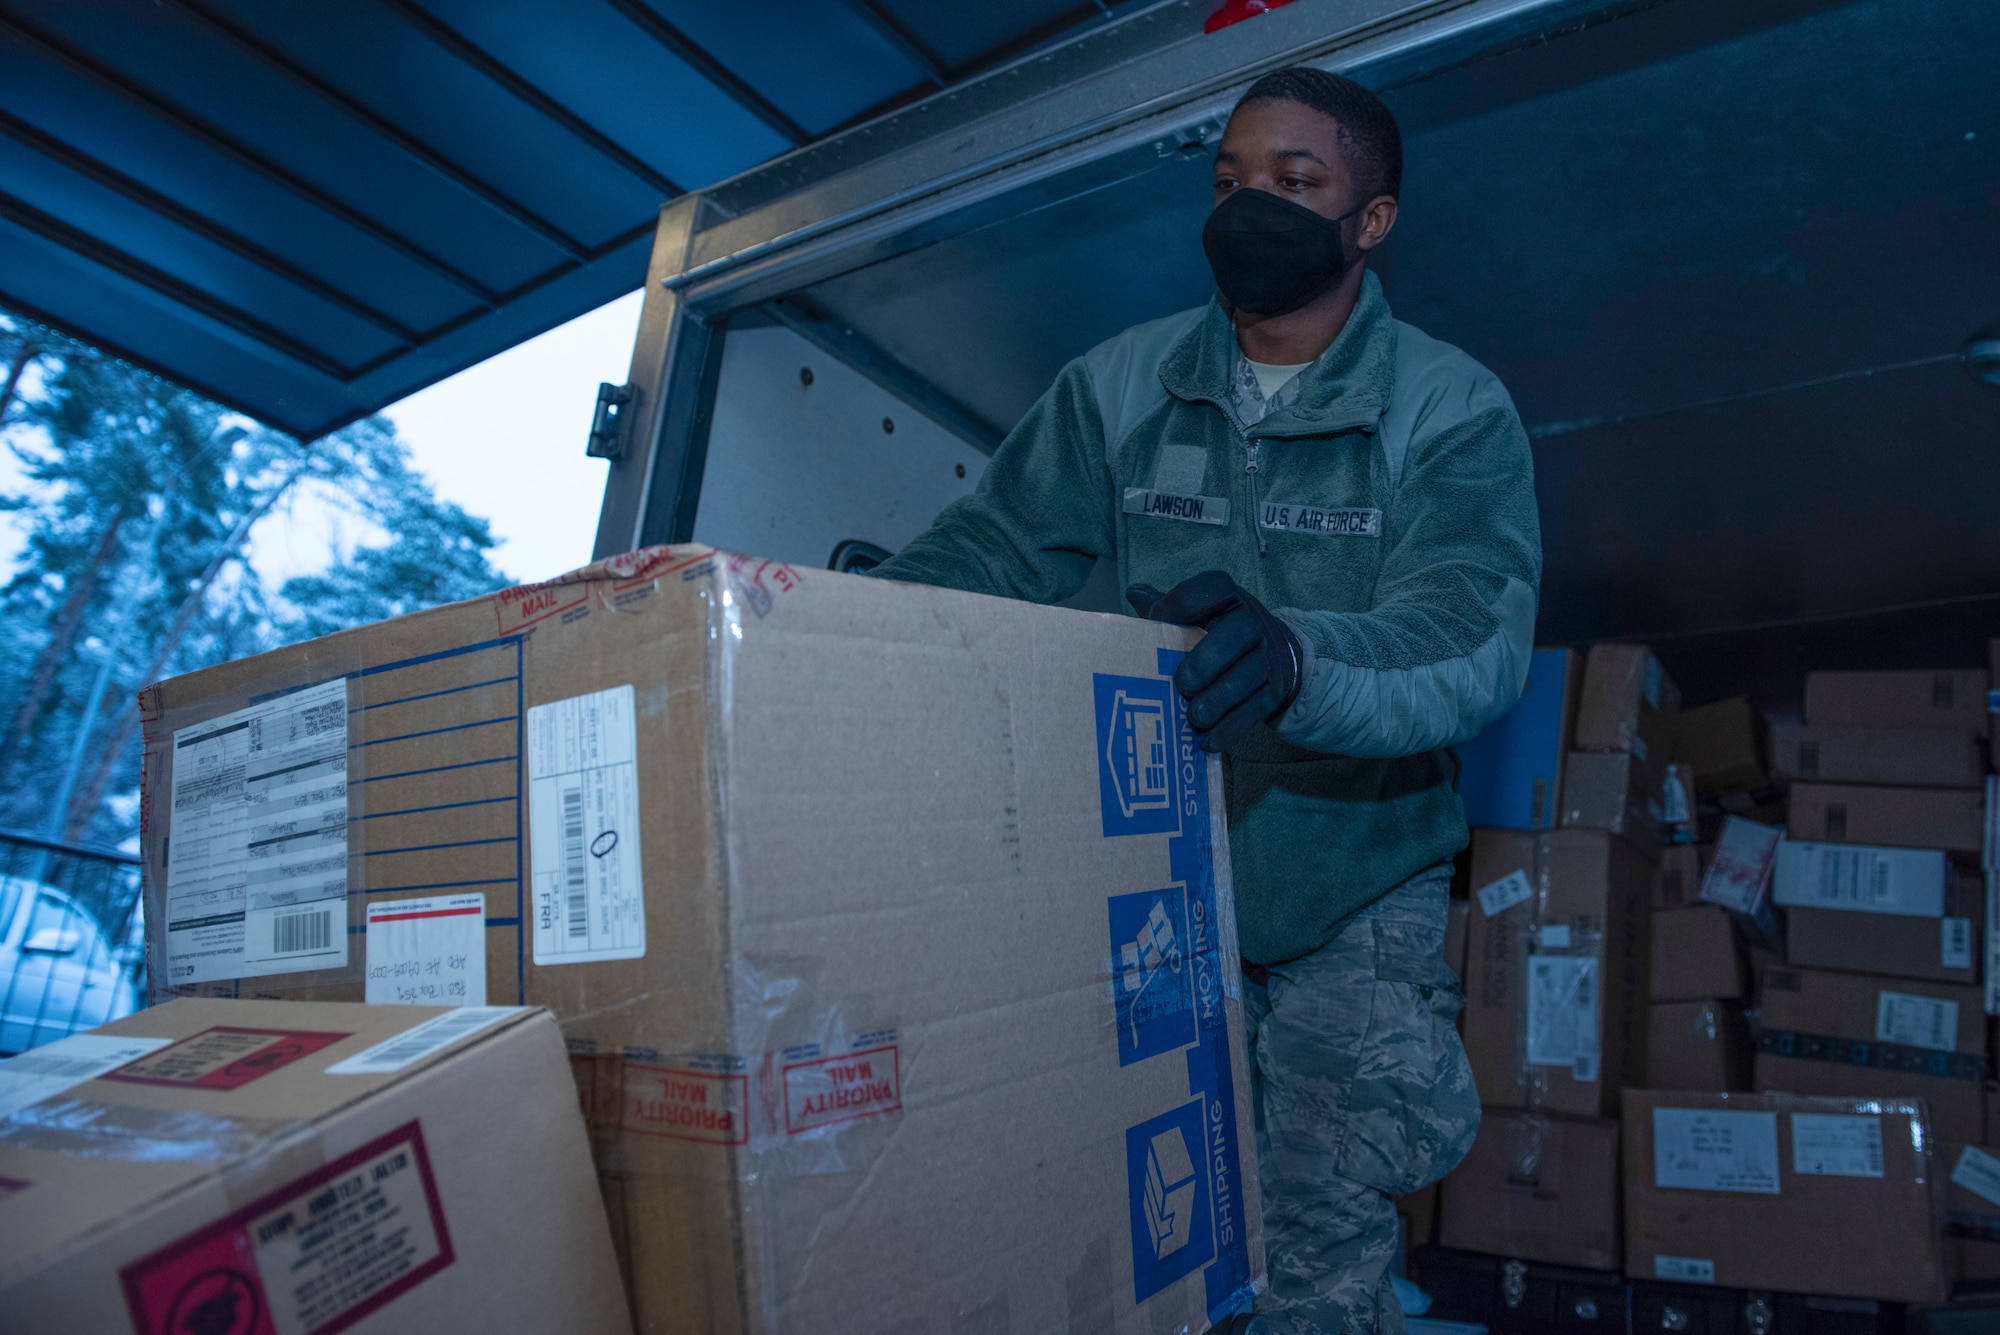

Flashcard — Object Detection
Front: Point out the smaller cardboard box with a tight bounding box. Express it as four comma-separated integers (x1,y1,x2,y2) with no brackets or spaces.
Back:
1649,907,1748,1003
1652,843,1708,910
1944,1142,2000,1284
1787,782,1985,854
1645,1000,1752,1091
1622,1088,1947,1303
1574,643,1680,762
1463,829,1653,1117
1754,964,1987,1142
1670,696,1765,795
1804,669,1989,736
0,998,629,1335
1458,647,1581,831
1785,871,1982,986
1560,750,1663,861
1439,1111,1620,1271
1770,722,1986,788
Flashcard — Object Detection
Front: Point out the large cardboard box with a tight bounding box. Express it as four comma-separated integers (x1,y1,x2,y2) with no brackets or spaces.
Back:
1804,669,1989,736
1645,1000,1752,1091
1559,749,1663,861
1649,906,1747,1003
0,998,628,1334
1438,1111,1621,1270
1787,781,1985,854
1770,721,1985,788
1670,696,1765,795
1456,647,1580,831
1573,642,1679,761
1621,1088,1947,1303
138,545,1264,1334
1463,829,1652,1117
1753,963,1986,1142
1785,870,1981,986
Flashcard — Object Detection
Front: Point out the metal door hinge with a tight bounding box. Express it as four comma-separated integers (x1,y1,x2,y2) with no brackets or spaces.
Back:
587,381,636,459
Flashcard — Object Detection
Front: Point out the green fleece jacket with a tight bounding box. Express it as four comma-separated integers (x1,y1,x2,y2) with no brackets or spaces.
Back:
874,272,1542,963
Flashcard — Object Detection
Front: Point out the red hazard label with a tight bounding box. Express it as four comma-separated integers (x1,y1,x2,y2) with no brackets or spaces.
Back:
620,1063,748,1145
783,1045,901,1135
121,1121,451,1335
104,1027,351,1091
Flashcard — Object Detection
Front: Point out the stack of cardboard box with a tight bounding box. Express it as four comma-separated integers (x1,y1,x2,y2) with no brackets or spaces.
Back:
1428,643,1998,1311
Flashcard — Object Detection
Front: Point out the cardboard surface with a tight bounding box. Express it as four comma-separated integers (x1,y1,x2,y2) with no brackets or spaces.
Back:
0,999,628,1335
1645,1000,1752,1091
1670,696,1765,795
1463,829,1653,1117
1649,907,1747,1003
1438,1111,1621,1271
1785,874,1982,985
1787,781,1985,854
1652,844,1708,910
1457,647,1579,831
1621,1088,1947,1303
1559,750,1663,861
1770,722,1986,788
139,544,1263,1335
1804,669,1990,736
1573,643,1679,761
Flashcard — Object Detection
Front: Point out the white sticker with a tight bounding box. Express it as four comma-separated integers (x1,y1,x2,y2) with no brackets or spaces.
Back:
1772,842,1946,916
1526,955,1599,1080
1536,924,1572,949
1944,917,1974,971
528,685,645,965
1652,1107,1781,1193
1123,487,1230,526
1476,869,1534,918
1256,502,1381,537
1654,1256,1716,1284
325,1006,521,1075
366,894,486,1007
1953,1145,2000,1208
0,1034,173,1117
1791,1113,1884,1177
1876,990,1958,1051
164,677,351,985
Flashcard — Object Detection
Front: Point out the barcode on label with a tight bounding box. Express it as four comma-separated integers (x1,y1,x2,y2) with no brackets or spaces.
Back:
272,908,333,956
325,1006,520,1075
562,785,587,938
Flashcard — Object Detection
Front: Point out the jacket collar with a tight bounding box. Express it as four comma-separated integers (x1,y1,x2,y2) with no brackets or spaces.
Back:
1159,269,1397,436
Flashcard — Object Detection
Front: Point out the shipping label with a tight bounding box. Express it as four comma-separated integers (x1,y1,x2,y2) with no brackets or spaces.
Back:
784,1045,901,1135
1474,869,1533,918
1652,1107,1780,1194
120,1122,451,1335
621,1063,749,1145
528,685,645,965
1791,1112,1884,1178
325,1007,519,1075
1123,487,1230,527
1095,650,1252,1321
0,1034,172,1117
1773,842,1945,916
1876,990,1958,1052
103,1027,350,1090
1953,1145,2000,1208
164,677,352,984
366,894,486,1006
1525,955,1600,1081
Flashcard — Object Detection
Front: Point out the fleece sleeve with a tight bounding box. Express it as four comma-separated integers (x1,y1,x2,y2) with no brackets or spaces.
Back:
868,358,1117,603
1273,382,1542,759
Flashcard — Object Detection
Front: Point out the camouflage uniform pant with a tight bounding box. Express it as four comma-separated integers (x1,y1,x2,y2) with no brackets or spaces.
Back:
1244,862,1480,1335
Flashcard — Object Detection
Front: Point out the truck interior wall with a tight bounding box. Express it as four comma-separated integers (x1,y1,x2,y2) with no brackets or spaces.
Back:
748,0,1998,701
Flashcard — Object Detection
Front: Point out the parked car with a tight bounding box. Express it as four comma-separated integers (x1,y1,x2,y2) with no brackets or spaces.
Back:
0,876,139,1055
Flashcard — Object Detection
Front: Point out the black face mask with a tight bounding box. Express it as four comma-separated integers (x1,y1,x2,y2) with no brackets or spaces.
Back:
1201,187,1366,317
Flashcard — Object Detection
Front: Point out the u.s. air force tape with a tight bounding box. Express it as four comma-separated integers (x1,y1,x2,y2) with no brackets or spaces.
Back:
1122,488,1229,526
1258,503,1381,537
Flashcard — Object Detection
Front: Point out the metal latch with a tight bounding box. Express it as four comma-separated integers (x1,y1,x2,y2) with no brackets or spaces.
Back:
587,381,635,459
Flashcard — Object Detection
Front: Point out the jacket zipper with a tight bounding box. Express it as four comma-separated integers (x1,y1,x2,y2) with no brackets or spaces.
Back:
1244,437,1266,557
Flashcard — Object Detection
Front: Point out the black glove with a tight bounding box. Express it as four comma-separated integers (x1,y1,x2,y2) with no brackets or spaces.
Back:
1127,571,1304,754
